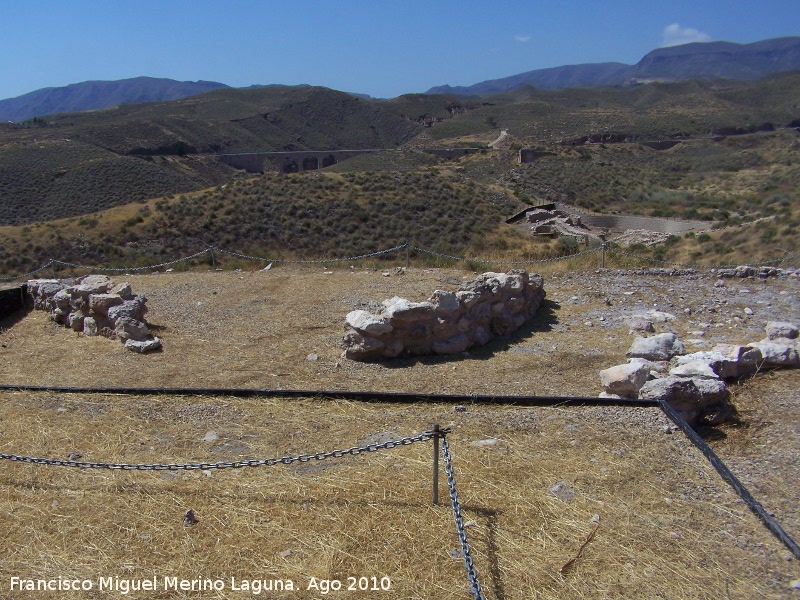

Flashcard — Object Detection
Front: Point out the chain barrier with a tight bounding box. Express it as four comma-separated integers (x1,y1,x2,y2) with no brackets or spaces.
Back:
413,245,601,265
441,436,486,600
51,248,214,273
213,243,407,264
3,242,798,283
0,260,56,282
606,247,800,270
0,426,488,598
0,430,435,471
0,244,410,282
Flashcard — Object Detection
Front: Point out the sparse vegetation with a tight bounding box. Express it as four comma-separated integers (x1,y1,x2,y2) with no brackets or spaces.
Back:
0,74,799,274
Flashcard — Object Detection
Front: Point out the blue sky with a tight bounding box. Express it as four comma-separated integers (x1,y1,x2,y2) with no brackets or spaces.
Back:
1,0,798,100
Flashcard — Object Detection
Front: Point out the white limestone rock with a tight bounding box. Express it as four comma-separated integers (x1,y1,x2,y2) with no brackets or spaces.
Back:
599,362,651,397
114,317,150,342
627,333,685,361
765,321,798,340
124,337,162,353
83,317,98,337
749,339,799,367
342,330,384,360
669,360,719,379
345,310,393,335
712,344,763,378
89,293,124,316
429,290,460,315
381,297,433,322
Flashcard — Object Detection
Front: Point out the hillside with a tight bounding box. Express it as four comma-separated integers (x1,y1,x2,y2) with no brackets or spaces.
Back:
418,73,800,143
632,36,800,81
427,36,800,95
0,77,230,123
0,86,422,225
0,74,799,275
0,169,527,276
1,74,797,228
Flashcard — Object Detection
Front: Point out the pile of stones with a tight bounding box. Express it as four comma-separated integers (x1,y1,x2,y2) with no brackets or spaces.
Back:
342,269,545,360
26,275,161,353
599,320,798,426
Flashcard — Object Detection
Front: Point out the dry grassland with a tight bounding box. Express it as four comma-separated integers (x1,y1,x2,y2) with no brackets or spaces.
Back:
0,265,799,599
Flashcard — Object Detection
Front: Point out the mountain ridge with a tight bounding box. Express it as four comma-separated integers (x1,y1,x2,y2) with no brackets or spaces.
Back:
0,76,230,123
427,36,800,96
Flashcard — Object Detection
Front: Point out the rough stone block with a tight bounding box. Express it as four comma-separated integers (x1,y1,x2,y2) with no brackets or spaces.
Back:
599,362,651,397
626,333,685,361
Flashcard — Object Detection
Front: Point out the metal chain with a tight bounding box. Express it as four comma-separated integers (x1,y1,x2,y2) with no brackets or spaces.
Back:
441,436,486,600
413,245,600,265
4,243,797,282
51,248,214,273
213,243,407,264
0,430,435,471
0,244,408,282
607,247,800,270
0,260,56,282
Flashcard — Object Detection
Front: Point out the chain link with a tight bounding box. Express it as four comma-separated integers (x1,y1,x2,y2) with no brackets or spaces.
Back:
413,245,600,265
213,243,407,264
0,260,56,282
51,248,214,273
0,431,435,471
441,436,486,600
607,247,800,270
3,424,490,597
3,242,799,282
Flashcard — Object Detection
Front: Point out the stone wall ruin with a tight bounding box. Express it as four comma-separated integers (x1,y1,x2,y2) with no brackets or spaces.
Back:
342,270,545,360
26,275,161,353
599,319,799,427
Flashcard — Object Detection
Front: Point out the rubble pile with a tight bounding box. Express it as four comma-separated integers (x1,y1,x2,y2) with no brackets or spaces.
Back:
599,320,798,426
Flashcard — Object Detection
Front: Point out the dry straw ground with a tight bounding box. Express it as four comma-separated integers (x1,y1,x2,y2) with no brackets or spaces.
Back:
0,262,799,599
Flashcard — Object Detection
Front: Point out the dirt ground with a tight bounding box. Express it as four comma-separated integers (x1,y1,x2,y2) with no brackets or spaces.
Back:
0,264,798,598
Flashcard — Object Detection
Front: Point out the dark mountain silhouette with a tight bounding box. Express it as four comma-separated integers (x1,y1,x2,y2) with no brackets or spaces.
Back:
0,77,230,122
427,36,800,95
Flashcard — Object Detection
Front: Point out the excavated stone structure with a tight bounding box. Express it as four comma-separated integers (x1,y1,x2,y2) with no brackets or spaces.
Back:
342,270,545,360
26,275,161,353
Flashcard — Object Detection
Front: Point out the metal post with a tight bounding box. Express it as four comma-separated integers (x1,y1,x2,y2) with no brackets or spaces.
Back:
209,247,216,270
599,234,606,269
432,423,440,505
405,241,410,270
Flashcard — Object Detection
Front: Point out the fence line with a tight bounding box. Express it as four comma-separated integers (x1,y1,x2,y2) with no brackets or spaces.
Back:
606,247,800,270
1,387,799,589
0,423,490,596
0,429,437,471
3,242,799,282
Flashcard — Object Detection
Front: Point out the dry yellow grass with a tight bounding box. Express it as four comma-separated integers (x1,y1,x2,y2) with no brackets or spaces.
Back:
0,266,798,598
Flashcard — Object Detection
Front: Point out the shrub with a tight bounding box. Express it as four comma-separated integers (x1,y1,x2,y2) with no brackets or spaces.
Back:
555,236,579,256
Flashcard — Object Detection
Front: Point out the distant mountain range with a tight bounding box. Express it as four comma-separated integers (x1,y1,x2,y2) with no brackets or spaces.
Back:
426,36,800,95
1,36,799,122
0,77,230,122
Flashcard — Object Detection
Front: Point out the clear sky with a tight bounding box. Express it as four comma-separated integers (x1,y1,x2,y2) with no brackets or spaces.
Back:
1,0,798,100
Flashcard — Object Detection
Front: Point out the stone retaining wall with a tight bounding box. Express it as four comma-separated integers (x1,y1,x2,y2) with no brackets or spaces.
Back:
26,275,161,353
342,270,545,360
